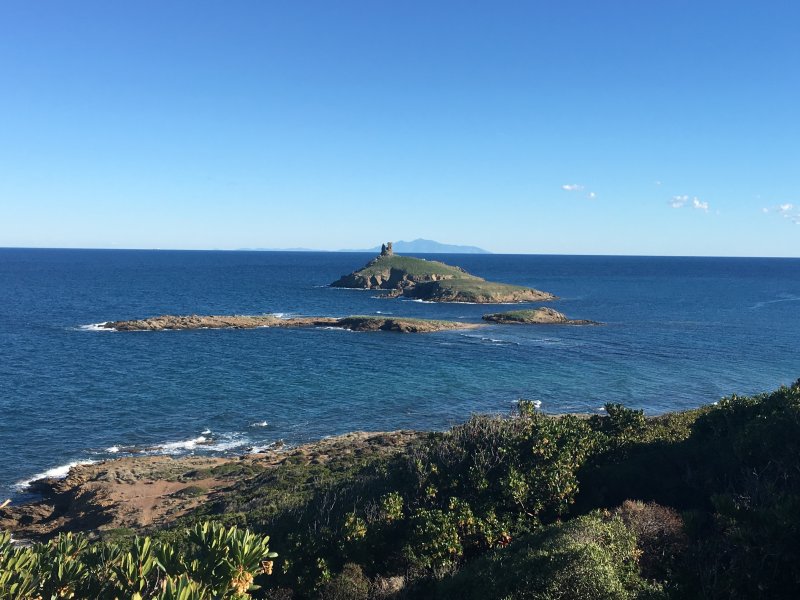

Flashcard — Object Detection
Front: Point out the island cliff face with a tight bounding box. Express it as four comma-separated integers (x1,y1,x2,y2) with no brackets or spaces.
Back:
331,244,555,303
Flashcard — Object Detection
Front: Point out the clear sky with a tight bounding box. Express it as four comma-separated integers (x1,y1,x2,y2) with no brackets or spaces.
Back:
1,1,798,256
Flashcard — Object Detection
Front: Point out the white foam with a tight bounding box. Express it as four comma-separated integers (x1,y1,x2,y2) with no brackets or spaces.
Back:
404,299,531,305
460,334,519,346
250,421,269,428
14,460,97,491
79,322,114,332
248,440,287,453
203,438,250,452
201,428,212,435
106,445,120,453
517,399,542,409
151,436,210,453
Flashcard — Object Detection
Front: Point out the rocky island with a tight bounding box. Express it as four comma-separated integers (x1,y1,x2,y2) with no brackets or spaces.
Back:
483,307,602,325
101,314,479,333
331,242,555,303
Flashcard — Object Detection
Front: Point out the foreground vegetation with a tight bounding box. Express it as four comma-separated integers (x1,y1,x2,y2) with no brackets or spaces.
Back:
3,380,799,598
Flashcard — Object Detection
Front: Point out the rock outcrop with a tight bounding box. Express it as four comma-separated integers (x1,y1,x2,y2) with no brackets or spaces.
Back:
482,307,601,325
100,314,480,333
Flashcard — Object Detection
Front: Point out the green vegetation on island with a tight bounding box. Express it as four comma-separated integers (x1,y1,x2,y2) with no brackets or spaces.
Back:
331,243,555,303
3,381,800,599
483,307,601,325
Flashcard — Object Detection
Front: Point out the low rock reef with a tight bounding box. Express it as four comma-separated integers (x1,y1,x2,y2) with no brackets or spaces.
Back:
483,307,602,325
331,244,555,303
101,314,480,333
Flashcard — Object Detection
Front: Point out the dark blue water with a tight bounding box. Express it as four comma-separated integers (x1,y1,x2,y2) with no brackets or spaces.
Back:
1,249,799,498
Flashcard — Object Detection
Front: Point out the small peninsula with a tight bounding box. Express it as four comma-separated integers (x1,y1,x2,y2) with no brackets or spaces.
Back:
101,314,479,333
483,307,602,326
331,242,555,303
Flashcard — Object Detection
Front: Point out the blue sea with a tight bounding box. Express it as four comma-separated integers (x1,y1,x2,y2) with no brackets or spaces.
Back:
1,249,799,499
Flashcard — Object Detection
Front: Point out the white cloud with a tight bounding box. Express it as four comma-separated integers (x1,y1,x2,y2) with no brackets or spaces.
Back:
561,184,584,192
763,202,800,225
587,192,597,200
670,195,689,208
669,195,709,213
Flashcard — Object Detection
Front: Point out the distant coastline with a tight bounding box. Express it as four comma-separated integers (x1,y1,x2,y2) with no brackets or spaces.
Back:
238,238,491,254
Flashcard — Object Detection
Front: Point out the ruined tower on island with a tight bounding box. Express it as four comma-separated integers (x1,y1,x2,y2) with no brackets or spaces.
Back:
380,241,394,256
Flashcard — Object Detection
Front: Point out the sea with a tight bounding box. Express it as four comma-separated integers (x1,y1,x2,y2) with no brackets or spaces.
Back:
1,248,799,500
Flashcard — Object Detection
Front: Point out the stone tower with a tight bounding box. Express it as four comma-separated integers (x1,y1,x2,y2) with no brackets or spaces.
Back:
380,242,394,257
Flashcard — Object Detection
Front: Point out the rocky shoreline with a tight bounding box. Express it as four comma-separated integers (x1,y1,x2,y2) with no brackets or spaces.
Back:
0,431,421,540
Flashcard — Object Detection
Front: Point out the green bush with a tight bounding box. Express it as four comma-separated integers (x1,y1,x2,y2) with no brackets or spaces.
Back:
317,563,370,600
438,512,665,599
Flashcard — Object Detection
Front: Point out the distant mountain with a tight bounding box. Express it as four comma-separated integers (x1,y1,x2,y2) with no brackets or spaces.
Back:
341,239,491,254
236,247,327,252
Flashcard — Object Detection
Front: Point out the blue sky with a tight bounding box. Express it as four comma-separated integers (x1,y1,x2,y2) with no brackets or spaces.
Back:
1,1,798,255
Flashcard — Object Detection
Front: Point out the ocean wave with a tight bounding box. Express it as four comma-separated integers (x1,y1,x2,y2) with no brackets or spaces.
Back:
78,322,113,332
151,435,211,453
202,435,252,453
459,334,520,346
102,432,253,457
247,440,288,453
403,299,532,305
516,399,543,409
16,431,260,490
14,460,97,491
270,312,293,319
250,421,269,428
750,295,800,309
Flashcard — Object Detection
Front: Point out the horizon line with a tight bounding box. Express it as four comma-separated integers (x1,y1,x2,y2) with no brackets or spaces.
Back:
1,245,799,260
